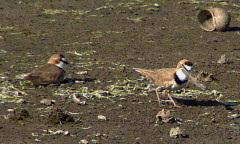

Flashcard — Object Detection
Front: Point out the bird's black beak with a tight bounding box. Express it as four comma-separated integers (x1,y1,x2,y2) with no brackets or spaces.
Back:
60,58,69,64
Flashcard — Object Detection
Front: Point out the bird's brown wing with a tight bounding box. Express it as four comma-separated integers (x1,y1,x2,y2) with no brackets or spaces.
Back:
25,64,64,86
134,68,176,87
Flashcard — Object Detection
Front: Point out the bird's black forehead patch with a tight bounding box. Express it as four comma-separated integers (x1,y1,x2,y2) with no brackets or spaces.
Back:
185,61,193,66
59,54,65,58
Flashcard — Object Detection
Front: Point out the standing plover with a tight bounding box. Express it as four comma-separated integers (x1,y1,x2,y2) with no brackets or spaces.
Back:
134,59,206,107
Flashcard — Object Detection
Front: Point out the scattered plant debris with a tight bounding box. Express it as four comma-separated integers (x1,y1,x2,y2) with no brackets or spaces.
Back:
156,109,176,123
170,127,188,138
46,108,74,124
197,71,215,82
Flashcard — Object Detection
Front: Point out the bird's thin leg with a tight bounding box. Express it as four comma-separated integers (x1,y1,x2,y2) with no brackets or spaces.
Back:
167,92,181,108
146,84,154,92
155,87,162,107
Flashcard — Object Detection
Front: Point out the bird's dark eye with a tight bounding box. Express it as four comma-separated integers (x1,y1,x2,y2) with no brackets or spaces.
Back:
185,61,193,66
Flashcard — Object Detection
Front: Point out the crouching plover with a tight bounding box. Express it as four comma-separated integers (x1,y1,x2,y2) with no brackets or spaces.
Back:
24,54,69,86
134,59,206,107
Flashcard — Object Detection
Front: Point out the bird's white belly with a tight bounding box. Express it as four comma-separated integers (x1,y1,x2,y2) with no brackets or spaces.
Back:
170,81,187,91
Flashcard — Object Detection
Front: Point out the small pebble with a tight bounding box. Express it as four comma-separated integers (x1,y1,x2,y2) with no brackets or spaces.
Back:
153,3,160,8
118,104,124,109
230,123,240,130
170,127,184,138
211,117,217,123
119,98,127,101
156,109,175,123
64,131,70,136
217,54,227,64
228,114,240,119
0,76,8,81
7,109,15,112
91,139,99,144
16,98,27,104
98,115,107,121
40,99,56,106
34,139,41,142
79,139,89,144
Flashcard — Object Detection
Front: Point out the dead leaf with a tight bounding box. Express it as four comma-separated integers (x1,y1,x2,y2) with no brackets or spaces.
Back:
197,71,214,82
156,109,175,123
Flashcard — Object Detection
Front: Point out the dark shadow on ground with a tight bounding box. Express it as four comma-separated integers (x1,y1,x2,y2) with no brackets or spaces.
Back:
228,27,240,32
174,98,240,110
62,77,96,84
174,98,224,106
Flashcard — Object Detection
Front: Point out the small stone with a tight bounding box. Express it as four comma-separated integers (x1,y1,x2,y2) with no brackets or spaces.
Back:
79,139,89,144
196,71,214,82
230,123,240,130
91,139,99,144
35,139,41,142
170,127,184,138
217,54,228,64
98,115,107,121
0,76,8,81
64,131,70,136
79,101,87,105
199,112,210,117
156,109,175,123
18,1,23,4
7,109,15,112
153,3,160,8
119,98,127,101
32,133,40,137
0,36,3,40
40,99,56,106
16,99,27,104
228,114,240,119
95,132,106,138
118,104,123,108
211,117,217,123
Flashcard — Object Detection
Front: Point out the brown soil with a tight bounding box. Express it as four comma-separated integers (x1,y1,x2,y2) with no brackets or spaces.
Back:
1,0,240,144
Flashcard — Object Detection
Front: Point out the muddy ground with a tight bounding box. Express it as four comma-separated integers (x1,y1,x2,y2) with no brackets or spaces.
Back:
1,0,240,143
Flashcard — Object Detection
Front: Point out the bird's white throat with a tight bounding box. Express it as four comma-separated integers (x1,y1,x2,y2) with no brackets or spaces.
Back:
183,65,192,72
55,62,65,69
176,68,188,81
